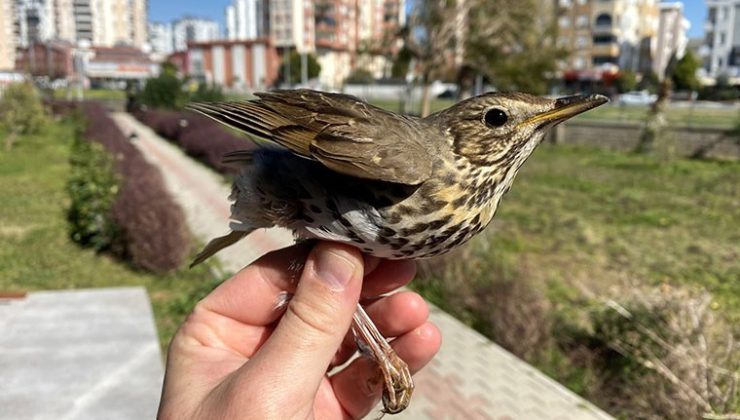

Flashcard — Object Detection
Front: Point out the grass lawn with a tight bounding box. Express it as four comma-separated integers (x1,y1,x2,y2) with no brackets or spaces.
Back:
414,143,740,340
420,144,739,320
0,120,220,348
574,103,739,129
52,88,127,101
369,97,738,129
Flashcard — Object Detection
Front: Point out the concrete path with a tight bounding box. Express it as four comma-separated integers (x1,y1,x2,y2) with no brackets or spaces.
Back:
0,287,163,420
113,112,614,419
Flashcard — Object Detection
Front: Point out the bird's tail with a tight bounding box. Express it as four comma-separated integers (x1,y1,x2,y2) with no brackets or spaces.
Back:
190,229,252,268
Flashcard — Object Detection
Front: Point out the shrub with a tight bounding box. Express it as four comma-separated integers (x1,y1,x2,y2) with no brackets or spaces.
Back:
0,82,49,150
139,64,188,110
76,102,191,272
67,128,119,250
585,290,740,419
190,82,225,103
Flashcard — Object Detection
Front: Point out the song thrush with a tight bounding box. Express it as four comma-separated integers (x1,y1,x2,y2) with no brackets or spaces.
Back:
188,89,607,414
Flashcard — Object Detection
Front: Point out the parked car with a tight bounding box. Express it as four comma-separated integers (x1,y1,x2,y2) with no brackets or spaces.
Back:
618,90,657,106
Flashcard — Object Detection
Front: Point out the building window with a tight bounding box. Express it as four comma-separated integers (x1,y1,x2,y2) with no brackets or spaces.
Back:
576,15,588,27
576,36,589,48
720,31,726,45
559,0,572,6
559,16,571,27
593,34,616,44
595,13,612,27
574,56,586,69
577,0,587,4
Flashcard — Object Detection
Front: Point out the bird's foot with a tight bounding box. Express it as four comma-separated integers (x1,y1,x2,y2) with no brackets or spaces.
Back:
378,349,413,414
352,304,414,414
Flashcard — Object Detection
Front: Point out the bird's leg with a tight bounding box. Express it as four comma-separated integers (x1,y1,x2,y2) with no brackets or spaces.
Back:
352,304,414,414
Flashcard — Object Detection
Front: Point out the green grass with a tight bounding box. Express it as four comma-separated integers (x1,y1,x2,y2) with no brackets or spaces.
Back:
0,120,220,348
573,104,739,129
412,145,740,416
369,97,738,129
484,145,740,318
52,88,127,101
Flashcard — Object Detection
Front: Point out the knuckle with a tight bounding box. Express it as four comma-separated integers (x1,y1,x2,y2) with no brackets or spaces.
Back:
284,296,341,339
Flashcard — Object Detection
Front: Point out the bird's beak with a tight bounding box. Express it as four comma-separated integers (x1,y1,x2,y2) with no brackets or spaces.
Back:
524,94,609,127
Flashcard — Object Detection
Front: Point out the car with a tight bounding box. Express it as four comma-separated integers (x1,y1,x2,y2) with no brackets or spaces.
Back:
618,90,657,106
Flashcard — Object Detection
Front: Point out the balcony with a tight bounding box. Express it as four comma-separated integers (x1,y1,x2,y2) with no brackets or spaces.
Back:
592,24,616,34
591,43,619,57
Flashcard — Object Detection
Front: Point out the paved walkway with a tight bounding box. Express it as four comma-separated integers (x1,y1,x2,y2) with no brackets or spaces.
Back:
0,287,163,420
113,112,613,420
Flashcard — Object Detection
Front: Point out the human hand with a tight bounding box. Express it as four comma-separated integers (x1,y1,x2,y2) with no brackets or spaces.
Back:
158,241,441,419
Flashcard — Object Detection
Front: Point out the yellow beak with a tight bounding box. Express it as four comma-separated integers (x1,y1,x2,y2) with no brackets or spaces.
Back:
525,94,609,127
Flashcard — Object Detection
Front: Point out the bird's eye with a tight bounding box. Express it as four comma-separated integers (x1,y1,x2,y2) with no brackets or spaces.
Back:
484,108,508,127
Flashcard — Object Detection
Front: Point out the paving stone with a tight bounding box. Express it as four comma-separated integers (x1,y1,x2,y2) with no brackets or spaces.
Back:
0,287,163,420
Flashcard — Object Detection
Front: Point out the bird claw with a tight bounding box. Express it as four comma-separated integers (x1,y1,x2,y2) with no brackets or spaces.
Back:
352,304,414,414
379,352,414,414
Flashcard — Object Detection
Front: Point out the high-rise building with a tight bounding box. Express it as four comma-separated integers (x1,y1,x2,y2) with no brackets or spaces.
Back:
149,21,173,55
556,0,659,74
703,0,740,77
14,0,56,47
226,0,269,40
270,0,314,53
653,2,690,79
14,0,147,49
172,17,220,52
0,0,15,70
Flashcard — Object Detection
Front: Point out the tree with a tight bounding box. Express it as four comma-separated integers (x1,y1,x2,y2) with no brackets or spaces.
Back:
391,46,413,79
190,82,225,103
638,71,661,93
404,0,465,116
139,63,188,110
0,82,48,151
278,50,320,86
671,51,702,92
615,70,638,93
345,68,375,84
462,0,565,95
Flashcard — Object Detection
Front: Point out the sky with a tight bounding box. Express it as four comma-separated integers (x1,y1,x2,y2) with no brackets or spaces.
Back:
149,0,707,38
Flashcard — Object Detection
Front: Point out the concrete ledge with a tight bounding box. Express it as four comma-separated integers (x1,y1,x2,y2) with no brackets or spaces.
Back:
0,287,163,420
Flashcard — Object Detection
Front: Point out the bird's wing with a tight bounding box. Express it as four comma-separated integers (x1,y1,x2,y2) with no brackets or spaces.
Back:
188,89,434,185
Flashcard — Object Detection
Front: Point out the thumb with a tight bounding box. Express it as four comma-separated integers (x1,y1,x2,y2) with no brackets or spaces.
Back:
247,242,363,403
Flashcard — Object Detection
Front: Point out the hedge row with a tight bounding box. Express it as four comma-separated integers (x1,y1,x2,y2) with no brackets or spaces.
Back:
133,108,255,174
62,101,191,272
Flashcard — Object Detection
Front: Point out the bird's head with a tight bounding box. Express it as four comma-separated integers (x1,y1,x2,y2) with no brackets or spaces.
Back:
429,92,608,167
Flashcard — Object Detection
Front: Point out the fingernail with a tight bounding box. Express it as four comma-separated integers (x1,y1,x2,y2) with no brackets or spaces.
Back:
314,248,357,291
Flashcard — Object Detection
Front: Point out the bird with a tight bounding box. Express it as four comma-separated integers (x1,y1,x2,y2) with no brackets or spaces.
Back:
188,89,608,414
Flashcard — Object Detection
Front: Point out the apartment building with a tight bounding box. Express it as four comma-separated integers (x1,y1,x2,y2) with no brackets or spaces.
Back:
14,0,56,47
0,0,15,69
149,21,173,56
172,17,220,52
557,0,659,74
13,0,147,48
226,0,269,40
703,0,740,77
270,0,315,53
312,0,405,88
654,2,690,78
185,39,279,90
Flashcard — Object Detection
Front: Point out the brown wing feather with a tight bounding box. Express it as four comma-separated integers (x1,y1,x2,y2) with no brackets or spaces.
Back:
188,89,434,185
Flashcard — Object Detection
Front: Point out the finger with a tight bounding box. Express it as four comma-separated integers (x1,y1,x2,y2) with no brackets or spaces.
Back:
241,242,364,407
198,241,314,326
361,259,417,299
331,292,429,368
331,322,442,419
